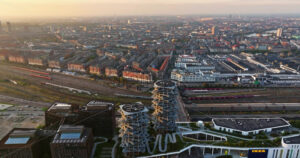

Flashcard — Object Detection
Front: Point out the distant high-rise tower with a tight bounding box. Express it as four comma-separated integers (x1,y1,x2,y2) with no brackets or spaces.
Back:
6,22,11,32
0,21,2,32
212,26,218,35
119,103,149,155
277,28,283,38
152,80,177,133
82,26,87,32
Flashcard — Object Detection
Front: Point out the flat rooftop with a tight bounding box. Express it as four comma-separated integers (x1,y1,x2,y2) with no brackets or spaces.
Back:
86,100,113,107
48,103,72,111
213,118,290,132
155,80,175,88
0,129,37,146
120,103,148,115
58,125,84,134
52,125,90,144
283,135,300,144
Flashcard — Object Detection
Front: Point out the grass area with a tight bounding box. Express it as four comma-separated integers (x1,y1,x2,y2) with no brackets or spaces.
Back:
94,139,115,158
215,137,282,147
290,120,300,129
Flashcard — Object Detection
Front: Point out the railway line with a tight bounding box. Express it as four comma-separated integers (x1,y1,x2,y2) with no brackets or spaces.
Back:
0,63,149,97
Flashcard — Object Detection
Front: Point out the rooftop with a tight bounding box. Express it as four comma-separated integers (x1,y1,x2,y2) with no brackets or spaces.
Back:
58,125,84,134
283,135,300,144
52,125,91,144
155,80,176,88
120,102,148,115
86,100,113,107
213,118,290,132
0,129,37,146
48,103,72,111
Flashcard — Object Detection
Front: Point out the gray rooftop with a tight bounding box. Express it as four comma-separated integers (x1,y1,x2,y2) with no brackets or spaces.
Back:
283,135,300,144
10,130,36,138
58,125,84,134
155,80,175,88
86,100,113,107
52,125,90,144
213,118,289,132
120,102,148,115
48,103,72,111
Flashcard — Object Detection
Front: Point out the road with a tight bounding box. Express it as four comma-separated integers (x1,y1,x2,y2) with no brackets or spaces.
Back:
176,94,190,122
112,135,119,158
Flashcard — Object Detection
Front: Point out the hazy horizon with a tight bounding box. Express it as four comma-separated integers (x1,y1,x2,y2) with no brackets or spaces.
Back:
1,0,300,19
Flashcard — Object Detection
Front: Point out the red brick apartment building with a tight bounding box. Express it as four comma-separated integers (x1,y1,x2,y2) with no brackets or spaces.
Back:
105,67,119,77
67,63,87,72
89,65,101,75
122,70,153,83
8,55,26,64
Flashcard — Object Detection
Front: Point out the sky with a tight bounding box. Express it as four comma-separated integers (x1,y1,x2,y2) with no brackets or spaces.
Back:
1,0,300,18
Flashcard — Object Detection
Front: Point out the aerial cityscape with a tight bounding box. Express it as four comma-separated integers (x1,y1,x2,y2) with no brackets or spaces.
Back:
1,0,300,158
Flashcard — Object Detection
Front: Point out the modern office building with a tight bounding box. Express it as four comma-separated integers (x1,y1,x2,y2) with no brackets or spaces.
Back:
171,69,216,83
277,28,283,37
0,128,42,158
0,21,2,32
152,80,178,133
212,26,218,35
50,125,94,158
45,101,115,137
140,135,300,158
119,103,149,155
6,22,11,32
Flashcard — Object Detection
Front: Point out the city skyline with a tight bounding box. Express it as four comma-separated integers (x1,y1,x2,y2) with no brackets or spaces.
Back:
1,0,300,18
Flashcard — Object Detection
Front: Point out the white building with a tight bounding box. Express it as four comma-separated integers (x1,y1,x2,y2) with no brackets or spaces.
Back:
171,69,216,83
212,118,290,136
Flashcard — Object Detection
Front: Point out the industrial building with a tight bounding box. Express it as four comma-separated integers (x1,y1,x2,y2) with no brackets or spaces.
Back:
50,125,94,158
119,103,149,155
212,118,290,136
152,80,178,133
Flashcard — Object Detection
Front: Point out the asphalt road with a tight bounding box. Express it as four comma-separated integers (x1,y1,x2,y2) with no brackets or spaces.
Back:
176,94,190,122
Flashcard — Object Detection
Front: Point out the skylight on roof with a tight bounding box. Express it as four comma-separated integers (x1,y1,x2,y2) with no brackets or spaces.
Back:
55,103,71,107
5,137,30,144
60,133,81,139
